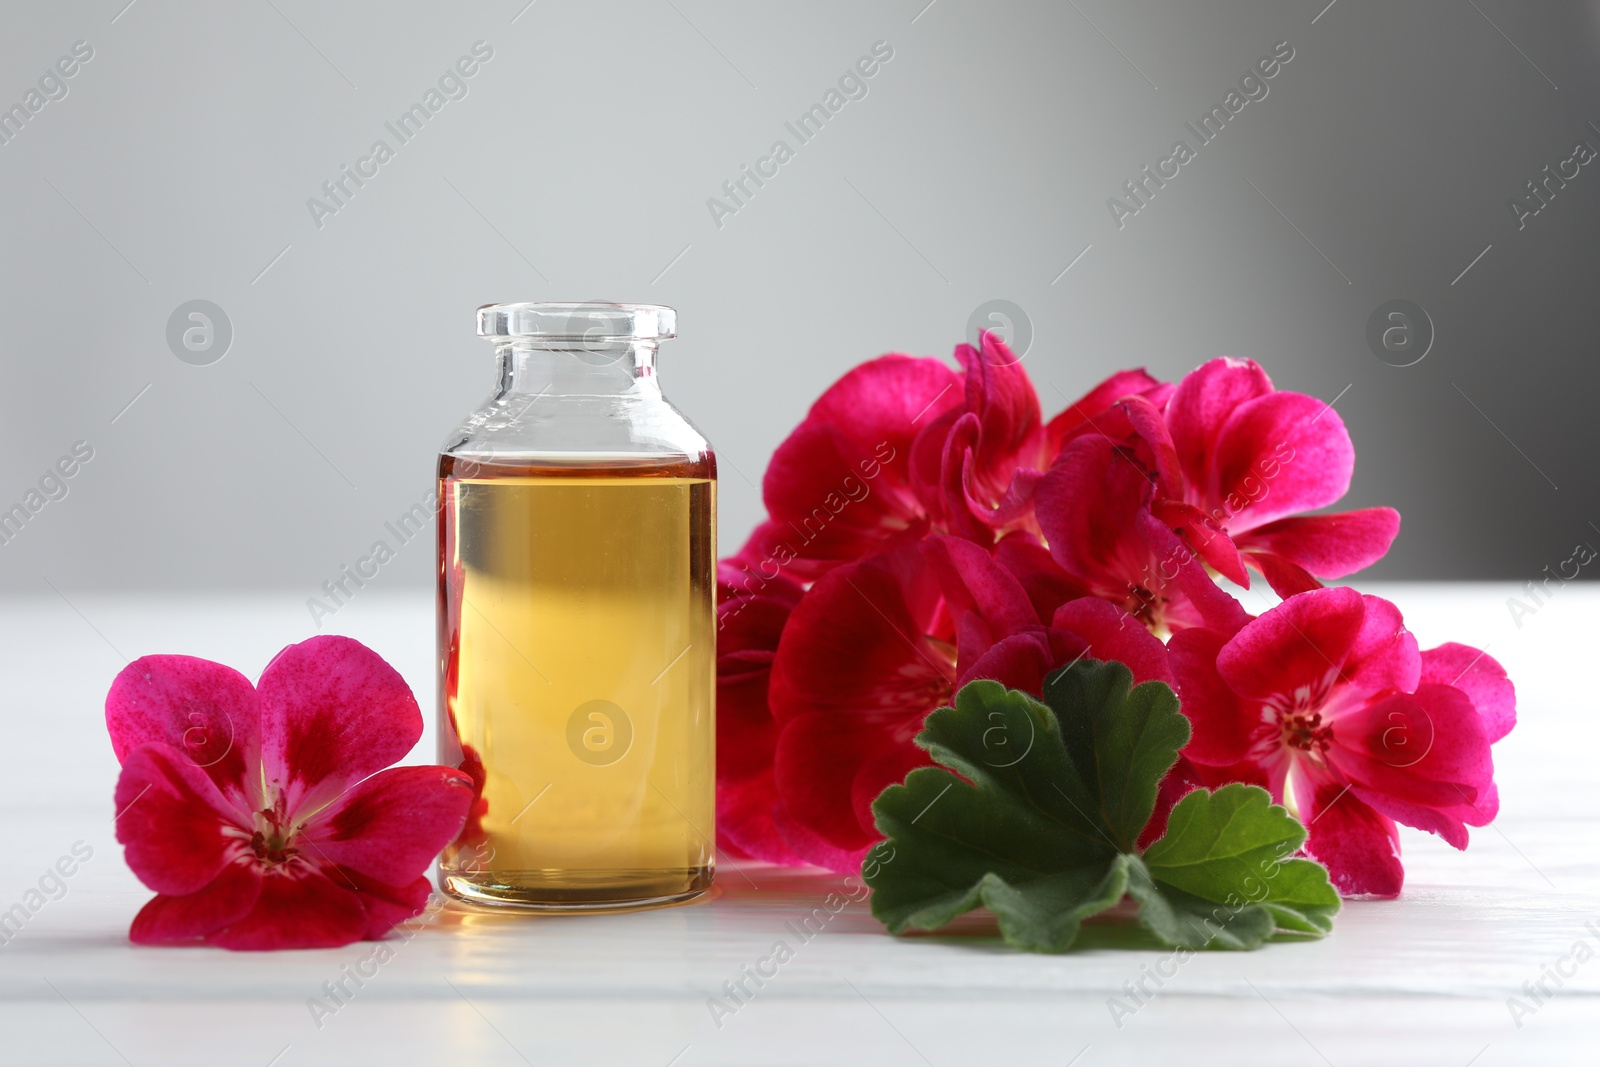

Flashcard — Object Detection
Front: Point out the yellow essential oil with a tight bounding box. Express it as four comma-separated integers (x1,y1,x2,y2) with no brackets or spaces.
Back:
437,453,716,908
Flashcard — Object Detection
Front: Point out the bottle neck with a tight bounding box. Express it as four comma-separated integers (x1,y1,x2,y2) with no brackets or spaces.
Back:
494,340,661,399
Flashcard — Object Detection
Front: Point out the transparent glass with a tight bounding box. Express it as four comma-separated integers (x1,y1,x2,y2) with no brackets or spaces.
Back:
436,303,716,910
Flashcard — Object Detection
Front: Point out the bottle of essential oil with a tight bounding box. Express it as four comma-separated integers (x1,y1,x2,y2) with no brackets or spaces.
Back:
437,303,715,909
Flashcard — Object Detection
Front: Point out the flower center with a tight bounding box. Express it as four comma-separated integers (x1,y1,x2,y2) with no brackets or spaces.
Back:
250,828,299,866
1126,584,1158,622
1278,709,1332,765
1119,582,1174,640
248,789,300,868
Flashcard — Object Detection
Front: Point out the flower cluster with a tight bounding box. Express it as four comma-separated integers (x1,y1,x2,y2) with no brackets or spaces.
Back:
717,337,1514,896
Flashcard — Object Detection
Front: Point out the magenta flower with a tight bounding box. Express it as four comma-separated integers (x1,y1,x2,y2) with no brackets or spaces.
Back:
744,338,1171,580
713,555,821,867
751,353,963,579
1037,433,1253,634
766,535,1170,866
1170,588,1515,896
1135,356,1401,596
107,636,472,950
912,334,1171,543
712,338,1510,896
1035,356,1400,633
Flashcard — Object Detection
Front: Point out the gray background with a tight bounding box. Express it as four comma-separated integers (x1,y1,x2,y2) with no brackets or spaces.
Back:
2,0,1597,600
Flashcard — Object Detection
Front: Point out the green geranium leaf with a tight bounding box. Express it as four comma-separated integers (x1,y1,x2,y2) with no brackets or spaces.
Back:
864,659,1340,953
1136,783,1341,947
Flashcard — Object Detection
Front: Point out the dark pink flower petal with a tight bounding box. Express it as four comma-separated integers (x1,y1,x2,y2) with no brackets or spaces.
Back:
1037,434,1249,633
924,536,1039,669
335,869,434,941
1151,498,1249,588
978,466,1045,530
767,544,953,850
1342,594,1420,696
1420,643,1516,743
959,600,1170,695
1211,392,1355,532
716,584,798,785
716,552,805,608
206,867,370,950
806,352,964,439
114,744,243,896
851,728,934,841
1166,357,1274,491
718,770,801,865
1045,368,1171,457
129,863,262,945
1049,598,1174,686
772,798,871,874
1115,395,1184,498
934,412,993,544
257,635,425,816
300,766,473,887
1216,587,1366,703
762,422,930,574
1037,436,1157,596
1243,549,1323,598
912,337,1056,539
952,334,1045,497
973,471,1045,534
954,436,1044,533
992,532,1090,624
1335,688,1488,807
775,712,927,852
958,632,1055,693
106,656,262,810
1296,779,1404,898
713,551,802,863
1134,508,1252,634
764,354,961,574
1237,509,1400,581
1169,626,1260,766
1330,686,1495,848
768,545,953,726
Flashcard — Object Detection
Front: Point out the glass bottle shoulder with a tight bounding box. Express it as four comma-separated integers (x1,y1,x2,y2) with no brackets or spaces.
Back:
440,388,715,480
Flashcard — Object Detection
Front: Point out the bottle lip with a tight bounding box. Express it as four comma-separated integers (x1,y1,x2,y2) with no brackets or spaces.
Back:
477,302,676,343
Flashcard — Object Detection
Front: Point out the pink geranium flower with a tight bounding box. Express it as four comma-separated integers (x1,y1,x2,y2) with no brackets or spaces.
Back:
1132,356,1401,596
750,354,963,579
1037,434,1253,634
712,338,1507,896
107,636,472,950
712,555,822,867
744,339,1171,579
1035,357,1400,633
1170,587,1515,896
912,334,1170,544
767,535,1170,867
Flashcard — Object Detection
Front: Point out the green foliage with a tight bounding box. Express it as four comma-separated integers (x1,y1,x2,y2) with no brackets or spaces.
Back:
865,659,1340,953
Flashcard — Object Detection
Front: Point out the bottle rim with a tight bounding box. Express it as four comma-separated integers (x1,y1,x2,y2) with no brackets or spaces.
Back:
477,302,676,343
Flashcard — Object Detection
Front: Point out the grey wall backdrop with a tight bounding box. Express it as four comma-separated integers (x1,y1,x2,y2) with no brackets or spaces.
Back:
2,0,1597,599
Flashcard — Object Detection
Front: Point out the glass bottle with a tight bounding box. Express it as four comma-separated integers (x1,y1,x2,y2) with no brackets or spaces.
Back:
436,303,716,909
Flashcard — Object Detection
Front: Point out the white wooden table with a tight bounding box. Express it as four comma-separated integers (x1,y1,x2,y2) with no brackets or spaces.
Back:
1,584,1594,1065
